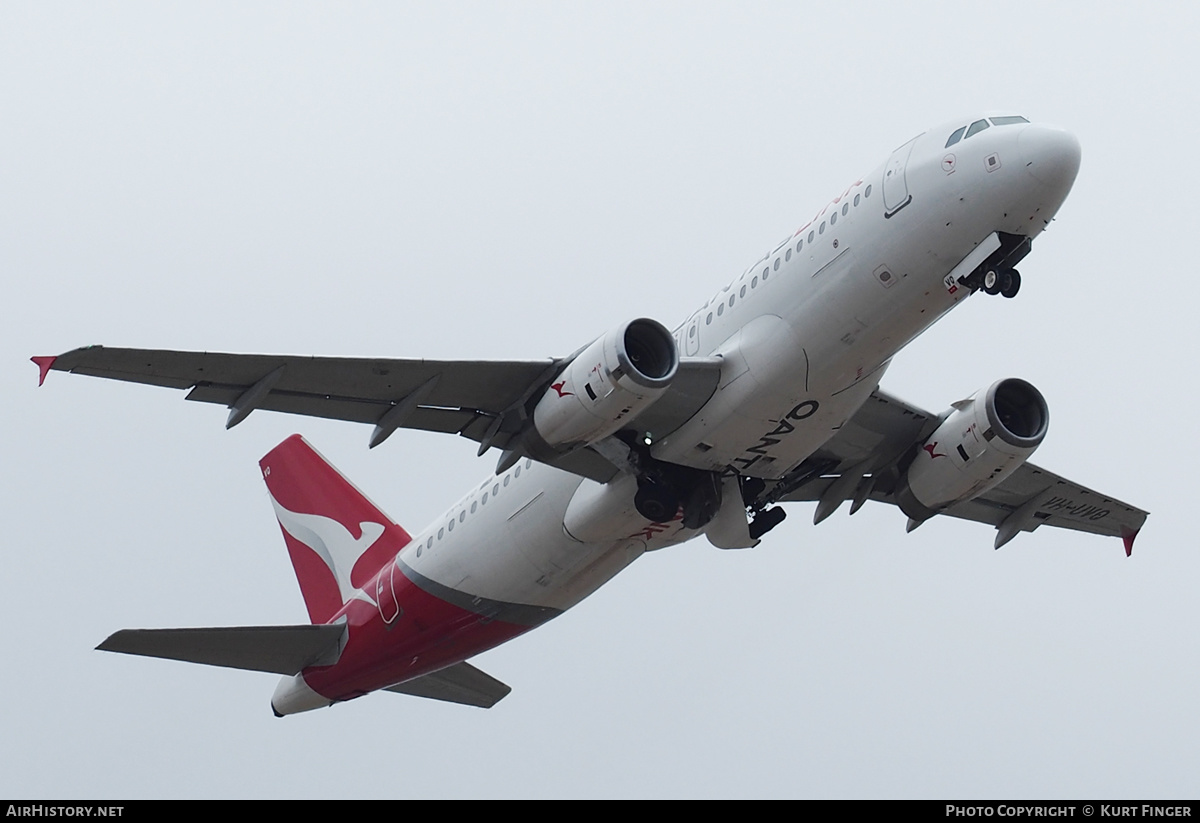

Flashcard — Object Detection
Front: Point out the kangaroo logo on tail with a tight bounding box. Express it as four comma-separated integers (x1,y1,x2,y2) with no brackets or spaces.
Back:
269,498,385,608
261,435,413,623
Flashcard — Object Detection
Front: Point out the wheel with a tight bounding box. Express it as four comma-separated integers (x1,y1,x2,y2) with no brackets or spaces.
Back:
1000,268,1021,298
748,506,787,540
982,268,1002,295
635,483,679,523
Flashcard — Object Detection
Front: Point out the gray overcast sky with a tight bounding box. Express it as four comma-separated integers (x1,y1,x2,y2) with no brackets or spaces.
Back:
4,1,1197,799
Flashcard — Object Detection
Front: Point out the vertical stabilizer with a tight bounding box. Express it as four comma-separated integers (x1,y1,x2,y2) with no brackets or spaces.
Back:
260,435,412,623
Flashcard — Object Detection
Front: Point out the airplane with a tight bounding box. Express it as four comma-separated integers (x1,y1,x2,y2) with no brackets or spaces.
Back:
33,113,1148,715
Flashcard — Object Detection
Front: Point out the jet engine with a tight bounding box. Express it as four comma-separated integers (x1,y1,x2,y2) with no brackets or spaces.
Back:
895,378,1048,521
531,318,678,450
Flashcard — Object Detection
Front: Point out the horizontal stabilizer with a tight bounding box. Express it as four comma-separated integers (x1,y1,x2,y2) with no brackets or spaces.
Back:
384,661,511,709
97,624,347,675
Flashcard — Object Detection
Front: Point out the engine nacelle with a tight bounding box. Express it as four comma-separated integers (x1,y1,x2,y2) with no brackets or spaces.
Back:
896,378,1049,521
562,474,646,543
532,318,678,450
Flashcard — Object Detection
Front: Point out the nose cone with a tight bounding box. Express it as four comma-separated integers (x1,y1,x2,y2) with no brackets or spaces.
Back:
1019,124,1082,194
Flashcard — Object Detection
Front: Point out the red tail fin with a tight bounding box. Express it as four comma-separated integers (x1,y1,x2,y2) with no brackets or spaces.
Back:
260,435,412,624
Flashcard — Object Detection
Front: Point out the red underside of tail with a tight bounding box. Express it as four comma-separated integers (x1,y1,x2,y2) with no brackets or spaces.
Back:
302,574,533,701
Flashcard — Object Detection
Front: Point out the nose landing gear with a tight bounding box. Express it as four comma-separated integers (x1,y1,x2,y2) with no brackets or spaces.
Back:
960,231,1030,299
982,267,1021,298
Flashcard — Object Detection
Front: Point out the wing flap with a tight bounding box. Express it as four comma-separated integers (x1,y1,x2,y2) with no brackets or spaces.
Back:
96,624,347,675
184,382,479,431
384,661,511,708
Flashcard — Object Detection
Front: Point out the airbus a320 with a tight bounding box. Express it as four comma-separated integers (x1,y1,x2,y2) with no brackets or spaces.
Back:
34,113,1147,715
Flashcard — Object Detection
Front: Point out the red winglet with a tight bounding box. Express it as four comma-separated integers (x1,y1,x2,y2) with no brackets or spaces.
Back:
1122,529,1139,557
30,356,57,387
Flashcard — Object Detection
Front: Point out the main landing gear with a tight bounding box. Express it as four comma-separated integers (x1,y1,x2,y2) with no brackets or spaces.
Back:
632,456,723,530
981,267,1021,299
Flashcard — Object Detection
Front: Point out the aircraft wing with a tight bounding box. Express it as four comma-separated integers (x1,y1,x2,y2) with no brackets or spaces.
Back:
36,346,722,483
773,389,1148,552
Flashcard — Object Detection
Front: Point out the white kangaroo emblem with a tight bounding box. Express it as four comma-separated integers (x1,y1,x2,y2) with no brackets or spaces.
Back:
270,495,384,607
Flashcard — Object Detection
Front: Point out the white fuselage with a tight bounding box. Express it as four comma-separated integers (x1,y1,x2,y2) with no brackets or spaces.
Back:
398,115,1081,618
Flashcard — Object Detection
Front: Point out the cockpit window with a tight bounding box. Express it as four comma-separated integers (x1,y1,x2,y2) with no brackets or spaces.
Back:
965,119,990,139
945,126,967,148
947,117,1026,149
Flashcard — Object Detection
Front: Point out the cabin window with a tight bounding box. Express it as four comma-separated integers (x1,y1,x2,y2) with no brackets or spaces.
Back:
819,222,825,234
717,303,724,316
482,492,488,504
842,203,849,216
829,211,837,226
492,483,500,496
447,519,454,532
706,312,713,325
785,249,791,261
854,194,860,207
773,258,780,270
864,185,872,198
945,125,967,148
751,276,758,288
808,230,815,243
740,285,747,298
438,528,444,540
471,501,477,514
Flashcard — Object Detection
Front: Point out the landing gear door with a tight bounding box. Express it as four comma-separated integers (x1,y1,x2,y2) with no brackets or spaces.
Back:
883,135,920,218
